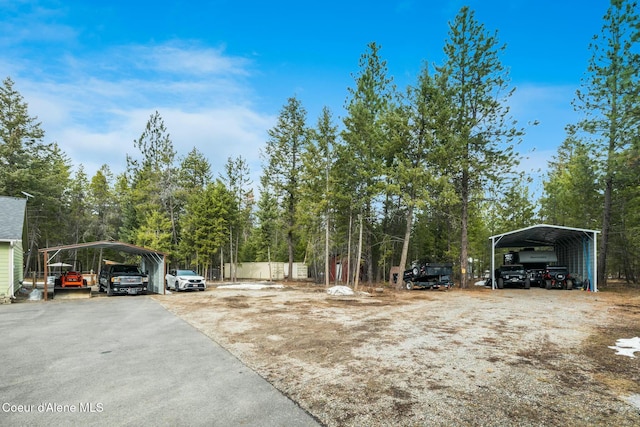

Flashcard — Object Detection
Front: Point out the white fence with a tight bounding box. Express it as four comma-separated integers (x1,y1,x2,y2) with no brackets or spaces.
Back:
223,262,308,280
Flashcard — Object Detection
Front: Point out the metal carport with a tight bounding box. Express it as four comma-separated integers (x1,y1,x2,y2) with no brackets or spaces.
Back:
489,224,600,292
39,241,167,299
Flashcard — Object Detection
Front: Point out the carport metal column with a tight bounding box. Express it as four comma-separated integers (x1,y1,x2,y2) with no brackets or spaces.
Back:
592,231,599,292
43,250,49,301
490,235,503,290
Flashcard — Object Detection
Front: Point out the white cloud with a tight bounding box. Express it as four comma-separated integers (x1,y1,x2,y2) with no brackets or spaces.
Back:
30,105,274,184
9,40,273,182
0,1,76,46
139,43,251,76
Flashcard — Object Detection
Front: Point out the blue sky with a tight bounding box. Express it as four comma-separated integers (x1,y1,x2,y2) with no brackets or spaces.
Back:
1,0,609,196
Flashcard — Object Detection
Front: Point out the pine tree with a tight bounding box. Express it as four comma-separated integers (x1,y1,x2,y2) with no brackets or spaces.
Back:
220,155,253,281
386,66,447,287
341,42,394,284
437,7,523,287
574,0,640,285
262,96,308,280
126,111,178,252
0,77,71,272
301,107,338,286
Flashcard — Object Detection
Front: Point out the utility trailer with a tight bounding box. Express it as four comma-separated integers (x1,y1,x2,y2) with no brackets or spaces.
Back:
403,262,454,290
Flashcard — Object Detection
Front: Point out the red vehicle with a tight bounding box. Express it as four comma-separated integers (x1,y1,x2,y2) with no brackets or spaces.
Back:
59,270,88,288
542,266,573,290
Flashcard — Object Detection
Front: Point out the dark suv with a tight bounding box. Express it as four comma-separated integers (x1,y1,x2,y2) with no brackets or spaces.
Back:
496,264,530,289
542,266,573,290
99,264,149,296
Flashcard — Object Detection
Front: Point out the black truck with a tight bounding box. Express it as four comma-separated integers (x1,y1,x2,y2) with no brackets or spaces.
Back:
403,261,454,290
98,264,149,296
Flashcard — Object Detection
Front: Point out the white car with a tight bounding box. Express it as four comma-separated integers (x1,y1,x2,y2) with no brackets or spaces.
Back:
165,269,206,292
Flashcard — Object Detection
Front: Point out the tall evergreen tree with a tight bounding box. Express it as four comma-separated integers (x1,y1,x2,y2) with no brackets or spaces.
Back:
88,165,119,242
574,0,640,286
67,166,91,246
253,176,282,264
386,66,447,286
0,77,46,196
262,96,308,280
180,180,235,278
176,148,212,268
540,134,600,228
125,111,178,251
0,77,70,272
437,7,523,287
221,155,253,280
341,42,394,284
301,107,338,286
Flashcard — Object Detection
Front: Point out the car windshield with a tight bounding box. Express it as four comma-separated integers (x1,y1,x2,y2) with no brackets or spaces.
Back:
177,270,198,276
112,265,140,273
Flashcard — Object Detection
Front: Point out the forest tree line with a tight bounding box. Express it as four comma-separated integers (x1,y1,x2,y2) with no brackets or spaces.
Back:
1,3,638,287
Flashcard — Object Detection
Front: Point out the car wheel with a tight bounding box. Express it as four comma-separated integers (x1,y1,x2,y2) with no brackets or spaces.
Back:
497,278,504,289
405,281,414,290
545,280,552,290
106,284,113,297
566,279,573,290
174,281,180,292
524,278,530,289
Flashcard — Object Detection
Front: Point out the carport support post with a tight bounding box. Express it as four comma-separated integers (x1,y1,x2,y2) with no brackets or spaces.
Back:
43,250,48,301
491,237,496,290
593,231,599,292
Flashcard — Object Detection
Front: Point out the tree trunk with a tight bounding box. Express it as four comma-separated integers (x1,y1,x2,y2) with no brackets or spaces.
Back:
220,248,224,282
346,214,352,286
354,214,363,290
460,170,469,289
267,246,272,282
365,202,373,285
325,212,330,288
598,175,613,287
397,204,414,290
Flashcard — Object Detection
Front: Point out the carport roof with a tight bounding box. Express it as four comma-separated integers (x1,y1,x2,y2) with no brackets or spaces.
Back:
38,240,167,257
489,224,600,248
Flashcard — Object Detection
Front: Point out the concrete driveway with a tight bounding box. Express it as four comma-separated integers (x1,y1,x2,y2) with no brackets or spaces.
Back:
0,296,319,426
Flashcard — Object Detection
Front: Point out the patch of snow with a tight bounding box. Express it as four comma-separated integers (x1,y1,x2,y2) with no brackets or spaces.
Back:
608,337,640,358
626,394,640,411
217,283,285,290
474,280,488,286
327,286,354,296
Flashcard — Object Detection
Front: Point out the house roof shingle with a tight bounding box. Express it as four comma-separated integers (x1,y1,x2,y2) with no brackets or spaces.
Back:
0,196,27,241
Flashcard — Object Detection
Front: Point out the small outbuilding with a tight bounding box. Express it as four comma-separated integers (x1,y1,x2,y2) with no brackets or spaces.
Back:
39,241,167,298
489,224,600,292
0,196,27,301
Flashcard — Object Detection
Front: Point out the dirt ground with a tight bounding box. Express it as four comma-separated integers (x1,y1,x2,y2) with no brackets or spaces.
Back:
153,282,640,427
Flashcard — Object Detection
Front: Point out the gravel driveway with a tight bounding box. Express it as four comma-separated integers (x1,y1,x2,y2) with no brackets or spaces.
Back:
155,284,640,426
